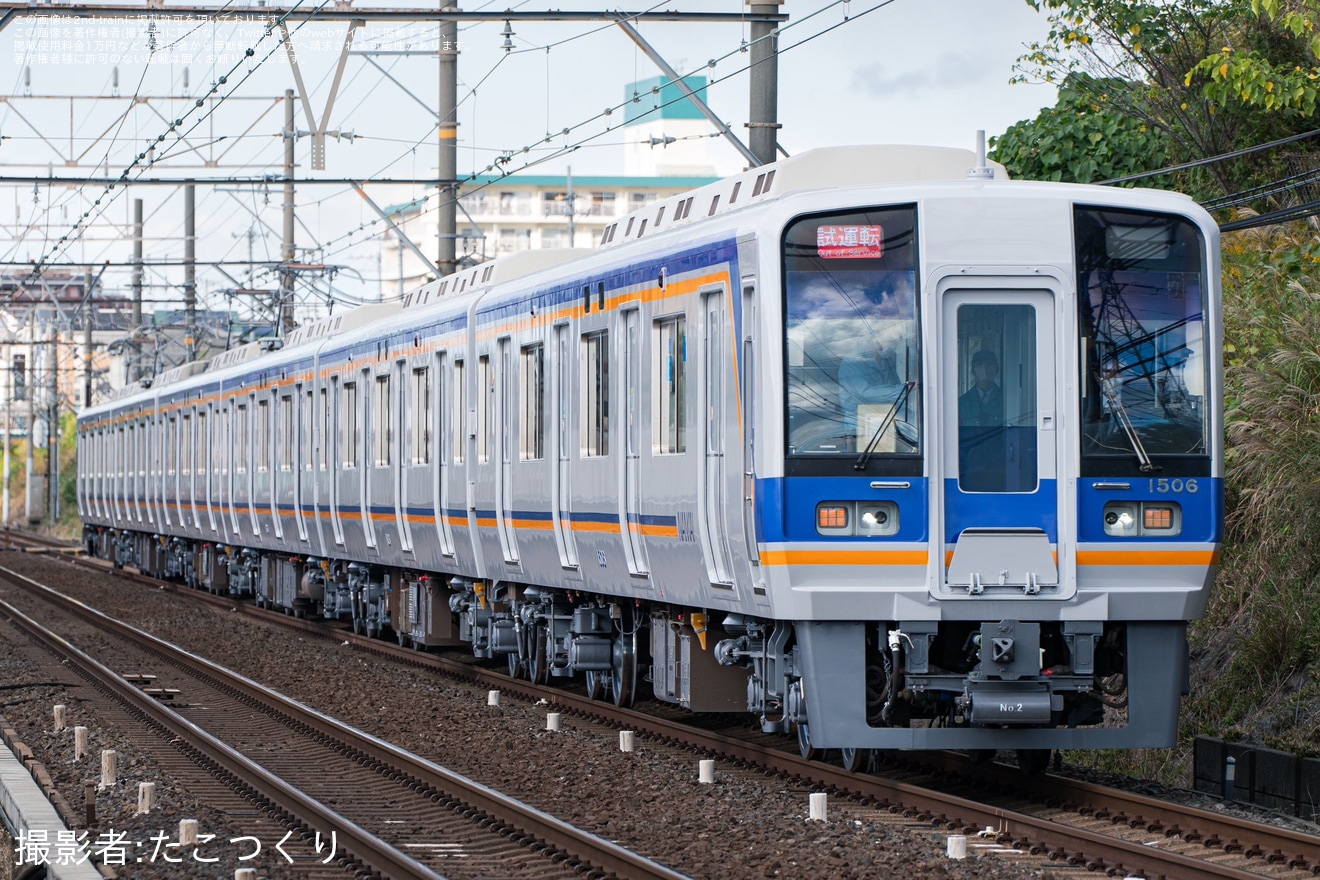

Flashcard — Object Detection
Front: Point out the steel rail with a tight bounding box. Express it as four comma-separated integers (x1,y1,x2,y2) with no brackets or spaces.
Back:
0,562,692,880
34,540,1311,879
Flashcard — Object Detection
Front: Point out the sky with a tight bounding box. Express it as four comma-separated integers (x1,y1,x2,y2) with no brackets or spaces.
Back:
0,0,1058,318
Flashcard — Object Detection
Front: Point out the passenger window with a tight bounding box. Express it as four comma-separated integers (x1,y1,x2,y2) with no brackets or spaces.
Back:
521,344,545,460
343,382,359,468
581,330,609,456
374,376,391,467
412,367,431,465
654,316,687,454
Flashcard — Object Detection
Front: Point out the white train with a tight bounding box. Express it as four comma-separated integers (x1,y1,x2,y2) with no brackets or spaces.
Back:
78,145,1222,767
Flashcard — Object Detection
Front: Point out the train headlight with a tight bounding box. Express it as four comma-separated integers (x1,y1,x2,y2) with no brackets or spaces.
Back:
1103,501,1181,536
857,502,899,537
816,502,899,536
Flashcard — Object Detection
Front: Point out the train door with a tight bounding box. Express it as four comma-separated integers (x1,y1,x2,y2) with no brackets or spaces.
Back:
395,359,412,554
495,337,518,563
432,353,456,557
551,324,580,571
363,368,382,553
620,306,649,575
294,385,309,543
938,288,1069,598
329,377,347,548
700,287,735,586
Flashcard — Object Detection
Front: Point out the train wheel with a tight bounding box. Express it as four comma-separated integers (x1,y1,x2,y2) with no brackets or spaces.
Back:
609,605,638,709
584,670,605,701
796,722,818,761
528,624,549,685
839,747,870,773
507,648,524,680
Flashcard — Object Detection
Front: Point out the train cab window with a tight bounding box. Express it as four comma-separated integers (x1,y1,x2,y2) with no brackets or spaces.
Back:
1075,207,1210,473
374,376,391,468
257,399,271,473
343,382,359,468
654,316,687,454
582,330,610,457
782,206,921,471
520,345,544,460
411,367,431,465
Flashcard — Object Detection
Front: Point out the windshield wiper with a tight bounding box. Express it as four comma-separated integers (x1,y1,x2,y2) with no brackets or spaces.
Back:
855,381,917,470
1099,372,1158,472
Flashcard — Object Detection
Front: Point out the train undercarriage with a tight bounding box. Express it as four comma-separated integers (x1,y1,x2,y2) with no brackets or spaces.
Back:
85,523,1153,761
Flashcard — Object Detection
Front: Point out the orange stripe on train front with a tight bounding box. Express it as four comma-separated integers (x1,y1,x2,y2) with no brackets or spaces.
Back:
1076,550,1220,566
760,550,928,566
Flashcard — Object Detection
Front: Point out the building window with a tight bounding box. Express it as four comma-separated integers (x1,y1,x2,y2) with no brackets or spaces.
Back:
412,367,431,465
655,316,687,454
587,192,616,216
544,192,573,216
582,331,609,457
521,344,544,460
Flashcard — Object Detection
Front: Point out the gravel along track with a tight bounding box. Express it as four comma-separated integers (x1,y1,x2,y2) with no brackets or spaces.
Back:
0,549,1150,879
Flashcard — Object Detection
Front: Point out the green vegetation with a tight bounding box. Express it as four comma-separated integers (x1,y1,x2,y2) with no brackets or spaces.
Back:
1002,0,1320,782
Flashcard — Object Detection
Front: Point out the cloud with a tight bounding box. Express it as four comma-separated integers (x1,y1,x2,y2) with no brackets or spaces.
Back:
851,52,993,97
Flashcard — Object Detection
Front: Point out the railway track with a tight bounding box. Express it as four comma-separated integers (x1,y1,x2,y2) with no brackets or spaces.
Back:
0,558,688,880
7,532,1319,879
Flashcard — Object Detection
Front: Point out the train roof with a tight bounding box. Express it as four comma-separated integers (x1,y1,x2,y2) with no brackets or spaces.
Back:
597,145,1008,249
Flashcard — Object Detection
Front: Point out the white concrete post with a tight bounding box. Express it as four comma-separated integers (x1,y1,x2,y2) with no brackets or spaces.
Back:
137,781,156,814
99,749,116,786
178,819,198,847
53,704,66,731
74,726,88,760
619,730,635,752
698,759,715,784
809,792,828,822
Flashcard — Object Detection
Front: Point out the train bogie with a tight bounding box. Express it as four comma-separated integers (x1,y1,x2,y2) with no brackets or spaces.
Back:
79,144,1222,755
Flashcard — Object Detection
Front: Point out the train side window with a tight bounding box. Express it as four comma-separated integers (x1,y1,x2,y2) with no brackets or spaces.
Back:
257,398,271,473
453,360,465,465
654,316,687,454
412,366,431,465
304,389,314,471
374,375,391,468
478,355,492,463
181,412,192,476
581,330,610,457
220,408,230,477
521,344,545,460
236,404,248,474
167,416,177,476
343,382,359,468
280,394,294,471
319,388,330,470
198,410,209,478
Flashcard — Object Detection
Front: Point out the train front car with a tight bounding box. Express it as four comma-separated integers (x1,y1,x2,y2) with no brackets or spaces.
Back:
733,164,1221,756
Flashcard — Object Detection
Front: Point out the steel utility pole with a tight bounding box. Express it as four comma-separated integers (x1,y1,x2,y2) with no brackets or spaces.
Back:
438,6,459,277
83,270,93,409
184,182,197,360
281,89,297,334
747,1,783,166
47,319,58,522
131,197,143,382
